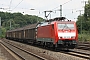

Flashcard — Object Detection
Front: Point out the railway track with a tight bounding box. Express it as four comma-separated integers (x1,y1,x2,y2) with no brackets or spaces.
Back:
60,49,90,60
76,42,90,50
1,39,90,60
0,40,47,60
61,42,90,60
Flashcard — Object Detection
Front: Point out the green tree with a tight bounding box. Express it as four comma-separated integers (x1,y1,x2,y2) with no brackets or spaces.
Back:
77,0,90,32
83,1,90,21
77,0,90,41
0,11,44,30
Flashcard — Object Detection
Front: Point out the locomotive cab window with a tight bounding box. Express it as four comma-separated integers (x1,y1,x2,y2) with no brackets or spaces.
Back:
58,23,74,30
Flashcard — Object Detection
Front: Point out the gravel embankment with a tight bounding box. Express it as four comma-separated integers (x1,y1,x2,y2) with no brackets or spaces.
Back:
5,39,88,60
0,40,17,60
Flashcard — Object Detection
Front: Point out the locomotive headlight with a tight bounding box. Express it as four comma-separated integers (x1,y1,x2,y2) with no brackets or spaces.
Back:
71,36,75,39
59,37,62,39
60,37,62,38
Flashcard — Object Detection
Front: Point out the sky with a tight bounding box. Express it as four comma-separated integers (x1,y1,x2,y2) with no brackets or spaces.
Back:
0,0,88,21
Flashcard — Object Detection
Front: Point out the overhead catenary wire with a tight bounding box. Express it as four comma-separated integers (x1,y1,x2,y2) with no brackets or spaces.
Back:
9,0,12,9
62,0,72,5
50,0,73,17
12,0,23,11
51,0,73,11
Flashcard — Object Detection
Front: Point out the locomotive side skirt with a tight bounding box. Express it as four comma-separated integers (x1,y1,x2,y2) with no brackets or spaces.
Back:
37,38,54,42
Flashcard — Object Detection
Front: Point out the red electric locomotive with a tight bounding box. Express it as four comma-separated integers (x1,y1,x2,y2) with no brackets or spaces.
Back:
37,17,78,49
6,17,78,50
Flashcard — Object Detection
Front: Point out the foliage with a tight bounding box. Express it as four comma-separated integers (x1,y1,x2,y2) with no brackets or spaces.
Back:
0,12,44,30
0,12,44,38
0,27,6,38
77,1,90,32
77,0,90,41
78,32,90,42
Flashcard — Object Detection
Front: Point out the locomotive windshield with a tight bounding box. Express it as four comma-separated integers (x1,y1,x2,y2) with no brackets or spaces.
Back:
58,23,74,30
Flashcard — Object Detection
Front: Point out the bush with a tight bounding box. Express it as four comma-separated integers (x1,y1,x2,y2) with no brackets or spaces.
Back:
0,27,6,38
78,33,90,42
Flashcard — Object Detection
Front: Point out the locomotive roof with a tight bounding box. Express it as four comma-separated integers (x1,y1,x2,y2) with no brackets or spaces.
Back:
46,17,75,23
45,17,70,22
54,17,66,20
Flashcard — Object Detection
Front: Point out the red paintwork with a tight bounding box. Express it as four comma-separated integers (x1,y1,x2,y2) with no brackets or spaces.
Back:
57,22,78,41
37,24,55,40
37,25,53,38
37,21,78,44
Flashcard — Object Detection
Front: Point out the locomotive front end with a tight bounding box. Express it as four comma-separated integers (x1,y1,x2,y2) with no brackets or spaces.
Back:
57,21,78,49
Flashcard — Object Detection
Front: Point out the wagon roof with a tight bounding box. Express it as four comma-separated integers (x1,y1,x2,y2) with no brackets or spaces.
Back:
24,23,38,29
7,23,38,32
7,27,24,32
